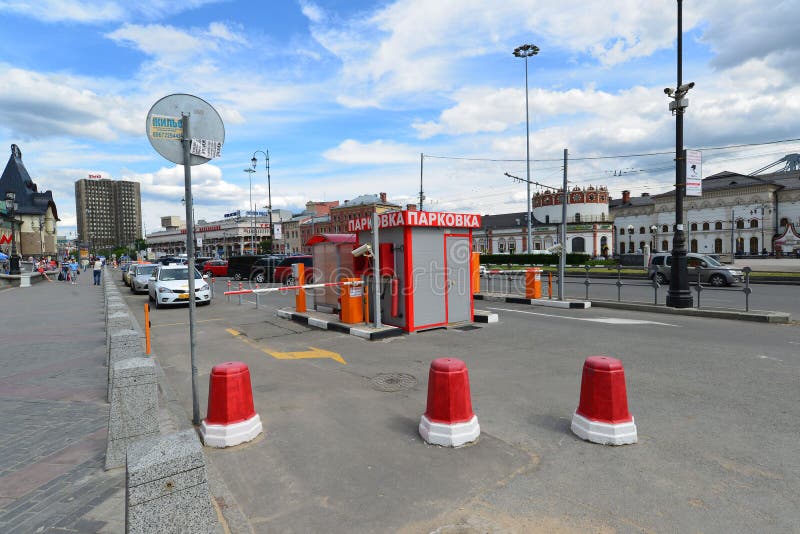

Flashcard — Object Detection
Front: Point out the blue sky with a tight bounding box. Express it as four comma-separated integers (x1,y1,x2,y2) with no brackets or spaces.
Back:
0,0,798,235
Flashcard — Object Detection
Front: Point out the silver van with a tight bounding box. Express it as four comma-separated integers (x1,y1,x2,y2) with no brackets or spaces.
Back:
648,253,744,286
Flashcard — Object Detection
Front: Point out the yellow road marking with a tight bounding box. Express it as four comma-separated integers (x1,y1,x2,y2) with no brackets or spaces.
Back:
225,328,346,365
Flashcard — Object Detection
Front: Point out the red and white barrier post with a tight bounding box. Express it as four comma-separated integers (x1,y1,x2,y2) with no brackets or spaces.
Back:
571,356,637,445
200,361,263,447
419,358,480,447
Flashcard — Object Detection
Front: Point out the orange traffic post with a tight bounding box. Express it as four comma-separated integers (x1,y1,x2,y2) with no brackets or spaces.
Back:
525,268,542,299
340,278,364,324
144,303,151,355
295,263,307,312
548,272,553,299
471,252,481,294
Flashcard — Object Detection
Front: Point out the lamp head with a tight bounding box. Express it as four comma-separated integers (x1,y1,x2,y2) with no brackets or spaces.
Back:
251,156,257,169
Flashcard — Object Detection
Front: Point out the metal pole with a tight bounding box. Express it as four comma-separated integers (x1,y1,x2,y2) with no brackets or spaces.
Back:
181,113,200,426
266,151,273,254
372,212,382,328
666,0,693,308
730,208,735,265
558,149,567,300
524,55,532,253
419,153,424,211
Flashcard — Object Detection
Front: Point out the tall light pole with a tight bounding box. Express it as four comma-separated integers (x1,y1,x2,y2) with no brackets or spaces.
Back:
252,150,272,255
650,225,658,252
244,167,256,254
627,225,634,253
664,0,694,308
513,43,539,253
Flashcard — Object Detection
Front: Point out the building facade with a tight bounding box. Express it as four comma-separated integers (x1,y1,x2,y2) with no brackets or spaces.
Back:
610,165,800,257
0,144,59,258
473,186,614,257
75,176,142,249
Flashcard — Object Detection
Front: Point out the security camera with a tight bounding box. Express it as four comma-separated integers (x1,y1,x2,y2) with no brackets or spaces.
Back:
352,243,373,257
663,87,673,95
678,82,695,92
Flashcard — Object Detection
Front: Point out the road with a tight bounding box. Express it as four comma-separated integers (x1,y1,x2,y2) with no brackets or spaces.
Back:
482,274,800,317
116,275,800,533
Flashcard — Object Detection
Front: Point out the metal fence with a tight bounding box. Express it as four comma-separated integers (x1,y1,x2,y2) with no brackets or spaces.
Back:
482,265,755,312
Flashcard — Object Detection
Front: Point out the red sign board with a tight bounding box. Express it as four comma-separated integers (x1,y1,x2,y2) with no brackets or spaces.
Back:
347,210,481,232
1,233,11,244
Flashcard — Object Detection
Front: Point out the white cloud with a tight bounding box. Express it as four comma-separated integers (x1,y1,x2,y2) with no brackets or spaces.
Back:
323,139,419,164
0,0,223,24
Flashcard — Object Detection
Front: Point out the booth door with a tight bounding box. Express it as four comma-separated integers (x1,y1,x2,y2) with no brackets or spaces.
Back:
445,235,471,324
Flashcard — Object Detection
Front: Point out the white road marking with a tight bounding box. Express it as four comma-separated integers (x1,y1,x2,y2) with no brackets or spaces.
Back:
788,341,800,345
487,307,678,327
757,355,783,362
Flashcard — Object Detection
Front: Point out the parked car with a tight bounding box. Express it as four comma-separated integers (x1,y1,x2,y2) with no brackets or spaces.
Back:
249,255,287,283
648,252,744,286
148,264,211,308
155,256,187,266
273,255,313,285
130,263,158,294
201,259,228,277
120,263,132,284
226,254,267,281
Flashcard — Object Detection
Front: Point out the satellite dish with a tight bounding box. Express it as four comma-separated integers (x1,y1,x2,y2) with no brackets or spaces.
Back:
146,93,225,166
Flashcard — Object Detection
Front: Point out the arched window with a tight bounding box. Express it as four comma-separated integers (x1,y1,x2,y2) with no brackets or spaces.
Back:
574,213,581,222
736,237,745,253
690,223,698,231
639,227,645,234
702,222,710,231
620,243,626,255
639,241,646,251
498,238,506,253
780,217,789,227
662,225,669,232
715,222,723,230
714,238,723,253
749,237,758,254
572,237,585,252
662,240,669,251
690,239,698,253
508,240,516,253
619,227,625,235
736,219,744,229
750,219,758,228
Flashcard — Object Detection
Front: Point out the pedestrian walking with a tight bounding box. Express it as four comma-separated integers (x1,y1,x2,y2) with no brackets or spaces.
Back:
69,258,80,285
92,257,103,285
81,258,89,273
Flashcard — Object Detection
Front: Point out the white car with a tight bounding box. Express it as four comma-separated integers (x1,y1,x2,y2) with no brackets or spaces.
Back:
148,264,211,308
130,264,158,294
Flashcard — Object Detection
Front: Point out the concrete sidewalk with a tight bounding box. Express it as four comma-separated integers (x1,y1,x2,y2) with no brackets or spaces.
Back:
0,268,124,532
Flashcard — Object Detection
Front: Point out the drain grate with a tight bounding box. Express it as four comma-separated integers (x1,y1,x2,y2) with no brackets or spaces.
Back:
371,373,418,392
453,325,481,331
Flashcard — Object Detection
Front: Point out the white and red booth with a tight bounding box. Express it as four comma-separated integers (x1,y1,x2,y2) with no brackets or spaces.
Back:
348,209,481,333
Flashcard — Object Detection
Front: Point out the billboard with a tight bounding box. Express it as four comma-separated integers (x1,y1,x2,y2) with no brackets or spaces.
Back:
686,149,702,196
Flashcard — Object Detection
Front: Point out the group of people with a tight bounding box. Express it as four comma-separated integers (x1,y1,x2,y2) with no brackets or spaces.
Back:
2,256,104,283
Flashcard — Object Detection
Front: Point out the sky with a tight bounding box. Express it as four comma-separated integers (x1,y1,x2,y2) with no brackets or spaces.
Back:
0,0,798,236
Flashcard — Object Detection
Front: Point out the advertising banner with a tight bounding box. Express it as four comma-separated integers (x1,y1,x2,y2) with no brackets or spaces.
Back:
686,149,702,196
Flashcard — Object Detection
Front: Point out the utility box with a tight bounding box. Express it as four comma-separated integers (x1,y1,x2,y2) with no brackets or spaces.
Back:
349,210,481,332
308,233,356,311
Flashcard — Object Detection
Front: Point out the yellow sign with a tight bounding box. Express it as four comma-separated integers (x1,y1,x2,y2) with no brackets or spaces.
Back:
226,328,346,365
149,115,183,141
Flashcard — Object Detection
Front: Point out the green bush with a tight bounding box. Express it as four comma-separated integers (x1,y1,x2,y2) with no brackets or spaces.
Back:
480,253,591,266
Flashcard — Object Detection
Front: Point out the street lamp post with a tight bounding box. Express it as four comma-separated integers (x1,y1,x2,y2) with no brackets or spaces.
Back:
4,192,20,274
513,43,539,254
627,224,634,253
251,150,272,255
664,0,694,308
650,225,658,252
244,168,256,254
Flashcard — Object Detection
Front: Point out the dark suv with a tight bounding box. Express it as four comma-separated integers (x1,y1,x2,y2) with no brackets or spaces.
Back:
274,256,313,284
226,255,266,281
249,255,287,283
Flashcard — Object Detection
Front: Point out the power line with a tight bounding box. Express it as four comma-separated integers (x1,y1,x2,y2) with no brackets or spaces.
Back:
423,136,800,163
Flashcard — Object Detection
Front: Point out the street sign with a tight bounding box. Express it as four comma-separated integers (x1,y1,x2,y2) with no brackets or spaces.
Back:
146,94,225,166
686,149,702,196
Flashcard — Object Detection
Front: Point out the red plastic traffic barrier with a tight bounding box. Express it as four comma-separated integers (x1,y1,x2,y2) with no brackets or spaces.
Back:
199,361,263,447
570,356,637,445
418,358,480,447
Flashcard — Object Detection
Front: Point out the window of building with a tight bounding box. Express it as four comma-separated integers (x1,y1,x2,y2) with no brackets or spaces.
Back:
714,238,723,253
574,213,581,222
508,240,516,253
620,243,626,255
661,240,669,251
780,217,789,227
572,237,585,252
702,222,710,231
639,227,645,234
715,222,723,230
545,215,550,223
749,236,758,254
736,219,744,229
619,228,625,235
498,239,506,253
662,225,669,233
690,239,698,253
690,223,697,231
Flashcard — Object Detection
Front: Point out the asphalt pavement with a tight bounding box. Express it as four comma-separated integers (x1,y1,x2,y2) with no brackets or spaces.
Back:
118,276,800,533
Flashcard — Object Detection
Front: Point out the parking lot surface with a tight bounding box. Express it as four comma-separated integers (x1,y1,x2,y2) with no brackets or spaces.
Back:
113,274,800,532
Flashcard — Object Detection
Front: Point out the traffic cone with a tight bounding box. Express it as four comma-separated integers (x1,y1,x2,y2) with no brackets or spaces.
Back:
419,358,480,447
571,356,637,445
200,361,263,447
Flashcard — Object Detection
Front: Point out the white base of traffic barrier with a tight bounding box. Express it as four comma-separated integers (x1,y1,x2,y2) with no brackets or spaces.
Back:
570,412,637,445
200,414,263,448
419,414,480,447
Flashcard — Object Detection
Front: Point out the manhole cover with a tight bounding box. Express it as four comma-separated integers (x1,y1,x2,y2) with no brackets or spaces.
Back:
371,373,417,392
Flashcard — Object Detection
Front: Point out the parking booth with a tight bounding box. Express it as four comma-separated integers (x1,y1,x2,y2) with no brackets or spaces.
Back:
307,233,356,311
348,210,481,332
